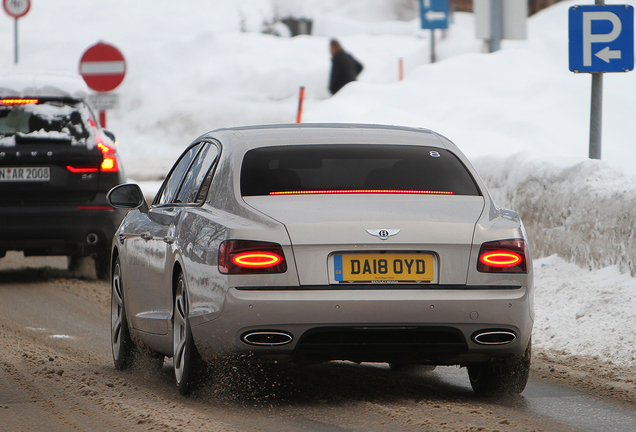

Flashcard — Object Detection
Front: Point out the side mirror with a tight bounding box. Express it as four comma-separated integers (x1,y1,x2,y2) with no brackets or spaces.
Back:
107,184,149,213
103,129,116,143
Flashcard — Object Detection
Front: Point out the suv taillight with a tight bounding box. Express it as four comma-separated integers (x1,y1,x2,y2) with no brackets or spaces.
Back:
219,240,287,274
0,98,39,105
477,239,528,273
97,140,118,172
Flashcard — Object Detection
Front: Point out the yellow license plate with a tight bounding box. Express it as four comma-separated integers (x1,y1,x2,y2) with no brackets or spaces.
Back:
334,253,434,282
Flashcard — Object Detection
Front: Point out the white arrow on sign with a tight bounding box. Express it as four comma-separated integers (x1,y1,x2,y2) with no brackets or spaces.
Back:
425,10,446,21
595,46,622,63
583,11,622,66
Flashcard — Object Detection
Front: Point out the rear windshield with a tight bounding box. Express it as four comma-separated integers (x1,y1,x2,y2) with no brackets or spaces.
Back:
241,145,481,197
0,100,93,146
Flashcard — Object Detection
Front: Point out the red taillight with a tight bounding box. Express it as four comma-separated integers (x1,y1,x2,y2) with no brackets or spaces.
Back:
1,98,38,105
477,239,528,273
97,142,115,155
96,138,118,172
101,156,118,172
67,166,98,173
480,251,523,267
219,240,287,274
233,252,283,268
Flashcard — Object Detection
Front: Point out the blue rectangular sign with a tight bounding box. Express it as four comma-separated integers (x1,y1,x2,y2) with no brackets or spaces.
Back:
569,5,634,73
420,0,449,30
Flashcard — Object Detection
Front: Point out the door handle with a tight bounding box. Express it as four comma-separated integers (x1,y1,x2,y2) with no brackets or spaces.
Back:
163,236,175,244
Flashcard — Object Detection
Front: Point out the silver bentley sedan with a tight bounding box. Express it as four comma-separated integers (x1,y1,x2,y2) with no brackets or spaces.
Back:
107,123,533,396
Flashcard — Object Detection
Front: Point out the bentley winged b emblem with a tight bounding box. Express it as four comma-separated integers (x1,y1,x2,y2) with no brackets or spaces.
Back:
366,229,401,240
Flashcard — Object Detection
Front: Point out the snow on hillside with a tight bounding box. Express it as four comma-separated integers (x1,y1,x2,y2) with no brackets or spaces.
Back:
2,0,636,366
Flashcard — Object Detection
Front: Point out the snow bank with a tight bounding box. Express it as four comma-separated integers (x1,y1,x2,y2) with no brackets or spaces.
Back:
477,154,636,365
534,254,636,365
474,155,636,276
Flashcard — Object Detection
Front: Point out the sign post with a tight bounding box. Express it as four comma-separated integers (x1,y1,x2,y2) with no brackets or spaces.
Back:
79,42,126,128
569,2,634,159
3,0,31,64
474,0,527,53
419,0,449,63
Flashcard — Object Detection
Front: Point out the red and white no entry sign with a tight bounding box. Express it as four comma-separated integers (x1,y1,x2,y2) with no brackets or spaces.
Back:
3,0,31,18
79,42,126,92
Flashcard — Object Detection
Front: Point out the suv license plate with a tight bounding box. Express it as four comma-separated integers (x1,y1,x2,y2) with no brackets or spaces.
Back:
334,253,434,282
0,167,50,182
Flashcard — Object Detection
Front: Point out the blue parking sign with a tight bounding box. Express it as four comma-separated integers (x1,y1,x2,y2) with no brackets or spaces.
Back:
569,5,634,73
420,0,449,30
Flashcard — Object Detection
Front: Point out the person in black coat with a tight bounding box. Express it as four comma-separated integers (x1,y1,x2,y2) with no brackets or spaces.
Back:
329,39,363,95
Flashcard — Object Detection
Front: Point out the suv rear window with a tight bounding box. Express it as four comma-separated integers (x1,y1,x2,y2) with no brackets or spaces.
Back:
241,145,480,197
0,99,93,146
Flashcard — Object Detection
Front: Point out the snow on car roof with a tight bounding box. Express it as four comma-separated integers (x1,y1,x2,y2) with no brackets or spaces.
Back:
0,71,89,99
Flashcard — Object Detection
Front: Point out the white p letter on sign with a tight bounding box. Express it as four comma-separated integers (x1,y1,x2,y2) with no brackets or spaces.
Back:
583,12,622,66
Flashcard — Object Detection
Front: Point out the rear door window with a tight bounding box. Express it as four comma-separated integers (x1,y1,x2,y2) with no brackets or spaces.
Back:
155,143,202,205
175,142,220,204
241,145,480,197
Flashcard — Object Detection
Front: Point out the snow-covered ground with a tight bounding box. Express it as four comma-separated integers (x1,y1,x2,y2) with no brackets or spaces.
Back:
2,0,635,366
534,255,636,365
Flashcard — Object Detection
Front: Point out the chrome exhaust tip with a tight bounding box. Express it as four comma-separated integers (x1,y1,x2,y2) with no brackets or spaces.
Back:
241,331,293,346
86,233,99,245
472,330,517,345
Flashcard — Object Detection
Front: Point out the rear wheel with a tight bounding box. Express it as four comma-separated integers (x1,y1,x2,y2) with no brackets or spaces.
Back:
173,272,203,395
95,248,111,281
388,363,436,373
67,254,89,274
68,253,109,280
111,258,136,370
467,340,531,396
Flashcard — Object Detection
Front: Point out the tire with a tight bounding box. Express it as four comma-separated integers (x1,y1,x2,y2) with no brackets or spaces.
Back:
111,257,136,370
67,254,82,272
468,340,532,397
388,363,436,373
68,253,108,280
173,272,203,395
95,248,111,281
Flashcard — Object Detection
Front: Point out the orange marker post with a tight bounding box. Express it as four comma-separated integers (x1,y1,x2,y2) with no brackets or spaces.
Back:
399,58,404,81
296,86,305,123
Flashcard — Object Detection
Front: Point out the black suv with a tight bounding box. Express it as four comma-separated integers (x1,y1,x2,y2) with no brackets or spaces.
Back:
0,74,127,279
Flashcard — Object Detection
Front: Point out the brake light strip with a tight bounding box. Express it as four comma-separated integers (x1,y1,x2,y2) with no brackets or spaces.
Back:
269,189,453,196
67,166,98,173
1,98,39,105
